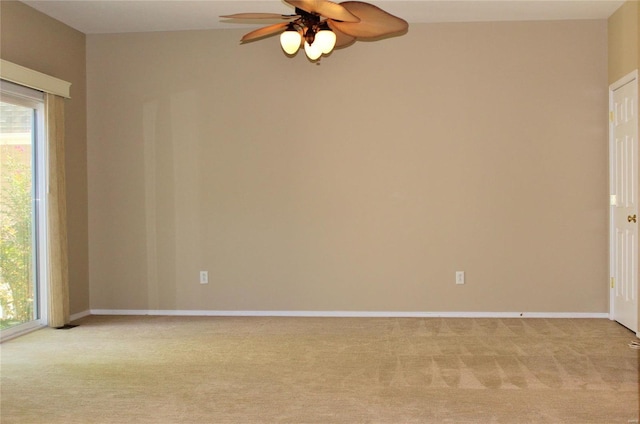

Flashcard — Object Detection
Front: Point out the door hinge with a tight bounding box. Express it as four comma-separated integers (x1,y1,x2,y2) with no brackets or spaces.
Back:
611,277,615,288
609,111,614,123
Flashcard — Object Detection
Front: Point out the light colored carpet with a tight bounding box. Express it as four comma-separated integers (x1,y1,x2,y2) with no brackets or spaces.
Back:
1,316,638,423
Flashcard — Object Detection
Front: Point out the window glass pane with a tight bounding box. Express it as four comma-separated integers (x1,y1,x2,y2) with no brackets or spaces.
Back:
0,101,37,329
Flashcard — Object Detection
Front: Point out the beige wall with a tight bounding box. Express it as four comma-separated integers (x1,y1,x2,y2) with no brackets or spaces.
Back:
87,20,608,313
0,1,89,315
608,0,639,84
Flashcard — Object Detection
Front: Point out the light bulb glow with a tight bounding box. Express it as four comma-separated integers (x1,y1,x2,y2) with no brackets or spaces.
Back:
280,30,302,55
315,30,336,54
304,41,322,60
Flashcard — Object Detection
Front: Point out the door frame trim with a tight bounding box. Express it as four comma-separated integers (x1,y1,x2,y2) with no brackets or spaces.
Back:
608,70,639,334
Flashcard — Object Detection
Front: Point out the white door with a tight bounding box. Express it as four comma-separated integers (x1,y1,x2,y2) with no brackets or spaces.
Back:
610,71,639,333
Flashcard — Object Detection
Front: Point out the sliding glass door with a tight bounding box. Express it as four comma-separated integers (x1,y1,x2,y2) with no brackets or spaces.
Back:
0,81,46,337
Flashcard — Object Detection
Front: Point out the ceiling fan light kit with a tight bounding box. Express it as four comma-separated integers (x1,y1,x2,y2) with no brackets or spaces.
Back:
280,25,303,55
304,40,323,60
314,24,337,54
221,0,408,62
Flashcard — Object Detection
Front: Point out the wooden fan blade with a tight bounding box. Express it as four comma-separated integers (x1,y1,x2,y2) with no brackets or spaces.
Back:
284,0,359,22
327,21,356,48
221,13,297,20
330,1,408,39
241,22,290,42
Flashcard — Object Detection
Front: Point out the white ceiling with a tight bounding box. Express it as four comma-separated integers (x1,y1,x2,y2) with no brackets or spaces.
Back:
21,0,625,34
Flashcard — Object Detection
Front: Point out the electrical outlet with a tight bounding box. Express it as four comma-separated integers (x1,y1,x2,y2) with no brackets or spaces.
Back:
456,271,465,285
200,271,208,284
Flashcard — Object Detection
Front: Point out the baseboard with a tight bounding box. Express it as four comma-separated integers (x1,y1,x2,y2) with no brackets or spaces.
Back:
70,310,91,321
89,309,609,319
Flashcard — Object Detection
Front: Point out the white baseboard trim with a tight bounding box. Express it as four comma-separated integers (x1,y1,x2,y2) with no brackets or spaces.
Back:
70,310,91,321
89,309,609,319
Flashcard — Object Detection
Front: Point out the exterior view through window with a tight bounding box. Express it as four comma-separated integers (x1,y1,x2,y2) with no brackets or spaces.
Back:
0,81,45,336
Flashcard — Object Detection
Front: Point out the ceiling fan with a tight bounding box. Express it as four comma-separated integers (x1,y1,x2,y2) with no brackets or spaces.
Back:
221,0,408,61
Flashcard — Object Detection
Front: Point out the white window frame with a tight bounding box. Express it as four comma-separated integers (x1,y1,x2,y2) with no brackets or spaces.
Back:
0,60,70,340
0,81,48,341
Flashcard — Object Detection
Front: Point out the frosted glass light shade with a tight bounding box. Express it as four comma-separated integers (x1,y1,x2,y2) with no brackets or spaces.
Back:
304,41,322,60
315,30,337,54
280,30,302,55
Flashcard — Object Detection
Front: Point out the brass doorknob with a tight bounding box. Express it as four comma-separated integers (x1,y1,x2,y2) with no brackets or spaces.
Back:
628,214,637,223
